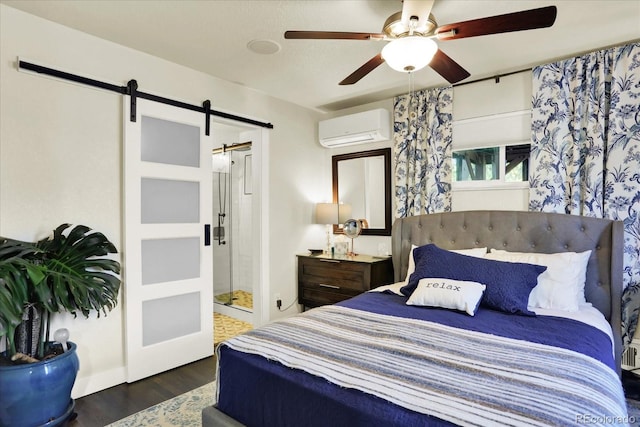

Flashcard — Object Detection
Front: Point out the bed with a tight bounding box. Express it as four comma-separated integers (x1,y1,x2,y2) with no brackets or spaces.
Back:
203,210,627,426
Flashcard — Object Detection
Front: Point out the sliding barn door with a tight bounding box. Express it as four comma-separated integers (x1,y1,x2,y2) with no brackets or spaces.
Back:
123,98,213,382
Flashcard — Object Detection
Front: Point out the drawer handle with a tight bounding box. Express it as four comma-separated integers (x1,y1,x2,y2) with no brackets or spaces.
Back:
318,283,340,289
319,259,340,263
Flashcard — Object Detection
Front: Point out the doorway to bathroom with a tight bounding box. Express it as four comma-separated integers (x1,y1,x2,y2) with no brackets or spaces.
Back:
211,123,266,345
212,142,252,311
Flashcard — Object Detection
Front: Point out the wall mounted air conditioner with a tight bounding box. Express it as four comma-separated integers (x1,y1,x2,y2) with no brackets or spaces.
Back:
318,108,390,148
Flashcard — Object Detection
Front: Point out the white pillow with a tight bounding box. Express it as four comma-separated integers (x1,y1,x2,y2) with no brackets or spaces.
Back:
403,245,487,285
406,278,486,316
368,282,405,295
485,249,591,312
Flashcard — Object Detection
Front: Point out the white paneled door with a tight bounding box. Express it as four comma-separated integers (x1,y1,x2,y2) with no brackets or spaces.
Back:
123,98,213,382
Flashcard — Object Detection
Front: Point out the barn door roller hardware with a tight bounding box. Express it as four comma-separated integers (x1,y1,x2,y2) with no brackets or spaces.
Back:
18,60,274,132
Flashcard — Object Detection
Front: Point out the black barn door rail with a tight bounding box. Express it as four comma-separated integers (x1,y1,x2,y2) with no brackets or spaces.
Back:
18,60,274,132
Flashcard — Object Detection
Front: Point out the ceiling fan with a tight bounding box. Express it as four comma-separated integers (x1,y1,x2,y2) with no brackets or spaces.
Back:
284,0,557,85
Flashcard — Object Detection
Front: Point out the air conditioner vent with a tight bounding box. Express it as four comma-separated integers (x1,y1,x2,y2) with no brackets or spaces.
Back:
623,343,640,370
318,108,390,148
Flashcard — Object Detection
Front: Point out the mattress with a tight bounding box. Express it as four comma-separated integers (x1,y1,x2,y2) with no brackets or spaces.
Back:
215,291,627,426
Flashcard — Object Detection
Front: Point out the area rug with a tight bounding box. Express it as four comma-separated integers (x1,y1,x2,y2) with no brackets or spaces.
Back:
105,382,216,427
214,312,253,346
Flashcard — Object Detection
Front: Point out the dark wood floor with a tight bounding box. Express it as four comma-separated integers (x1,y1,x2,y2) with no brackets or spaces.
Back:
67,356,216,426
623,369,640,401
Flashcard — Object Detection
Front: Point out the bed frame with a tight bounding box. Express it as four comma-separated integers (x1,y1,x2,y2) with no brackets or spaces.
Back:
391,210,624,373
203,210,624,426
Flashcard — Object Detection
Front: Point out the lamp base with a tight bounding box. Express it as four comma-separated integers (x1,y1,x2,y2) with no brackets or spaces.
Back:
325,224,332,255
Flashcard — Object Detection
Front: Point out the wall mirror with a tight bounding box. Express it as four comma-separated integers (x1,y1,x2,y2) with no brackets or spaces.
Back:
332,147,391,236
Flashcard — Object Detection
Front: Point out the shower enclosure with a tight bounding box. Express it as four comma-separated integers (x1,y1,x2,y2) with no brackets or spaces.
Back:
212,143,253,313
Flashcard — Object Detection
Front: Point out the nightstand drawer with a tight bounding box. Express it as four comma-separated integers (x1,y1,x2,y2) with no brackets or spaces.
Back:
300,258,368,291
299,286,359,306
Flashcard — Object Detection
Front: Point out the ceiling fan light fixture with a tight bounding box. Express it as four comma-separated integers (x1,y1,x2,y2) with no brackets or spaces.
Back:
382,12,406,37
382,11,437,38
381,36,437,73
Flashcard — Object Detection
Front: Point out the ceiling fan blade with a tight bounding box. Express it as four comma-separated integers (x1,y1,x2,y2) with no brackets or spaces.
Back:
339,54,386,85
401,0,435,31
429,49,470,84
435,5,557,40
284,31,385,41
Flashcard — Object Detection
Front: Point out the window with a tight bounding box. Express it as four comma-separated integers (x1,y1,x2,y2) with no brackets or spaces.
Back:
504,144,529,182
453,147,499,181
452,143,530,184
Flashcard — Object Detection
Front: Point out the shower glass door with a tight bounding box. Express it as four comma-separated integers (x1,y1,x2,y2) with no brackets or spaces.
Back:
212,146,253,312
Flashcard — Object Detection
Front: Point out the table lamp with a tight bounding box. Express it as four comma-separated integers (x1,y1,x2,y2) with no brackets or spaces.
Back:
316,203,338,254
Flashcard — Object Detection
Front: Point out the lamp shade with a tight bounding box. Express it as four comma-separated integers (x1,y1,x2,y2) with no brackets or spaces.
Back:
316,203,339,224
381,36,438,73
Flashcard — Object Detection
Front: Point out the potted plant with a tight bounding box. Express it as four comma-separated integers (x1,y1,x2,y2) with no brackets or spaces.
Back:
0,224,121,427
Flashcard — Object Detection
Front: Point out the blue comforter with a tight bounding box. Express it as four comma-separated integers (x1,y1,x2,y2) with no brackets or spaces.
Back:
216,292,624,426
340,291,616,370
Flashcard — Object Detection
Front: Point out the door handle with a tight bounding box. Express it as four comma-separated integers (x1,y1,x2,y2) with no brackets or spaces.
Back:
204,224,211,246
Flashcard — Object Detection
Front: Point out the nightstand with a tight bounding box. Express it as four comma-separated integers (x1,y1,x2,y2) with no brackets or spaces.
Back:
297,253,394,309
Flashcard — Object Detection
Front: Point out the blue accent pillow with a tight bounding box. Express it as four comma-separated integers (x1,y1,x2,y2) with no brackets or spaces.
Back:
400,244,547,315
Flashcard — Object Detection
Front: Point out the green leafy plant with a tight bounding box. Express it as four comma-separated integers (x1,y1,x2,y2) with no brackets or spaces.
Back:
0,224,121,359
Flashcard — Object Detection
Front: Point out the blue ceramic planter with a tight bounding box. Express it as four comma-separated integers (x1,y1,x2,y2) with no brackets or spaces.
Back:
0,342,79,427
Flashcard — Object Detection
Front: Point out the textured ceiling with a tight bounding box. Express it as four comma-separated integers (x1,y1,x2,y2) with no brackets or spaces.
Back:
2,0,639,112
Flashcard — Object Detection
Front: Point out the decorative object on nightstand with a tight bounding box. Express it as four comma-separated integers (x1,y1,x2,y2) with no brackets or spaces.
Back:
334,235,349,256
343,218,362,256
297,253,394,309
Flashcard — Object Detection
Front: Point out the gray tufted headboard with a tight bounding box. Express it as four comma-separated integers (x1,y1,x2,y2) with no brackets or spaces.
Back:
391,210,624,373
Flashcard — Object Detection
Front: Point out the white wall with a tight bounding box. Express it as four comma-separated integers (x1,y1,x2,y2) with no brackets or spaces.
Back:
0,4,323,396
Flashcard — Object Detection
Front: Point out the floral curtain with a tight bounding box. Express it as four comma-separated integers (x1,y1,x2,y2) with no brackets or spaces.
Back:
529,42,640,348
393,87,453,218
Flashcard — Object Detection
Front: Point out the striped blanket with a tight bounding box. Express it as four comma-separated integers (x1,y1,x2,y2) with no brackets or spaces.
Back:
220,305,629,426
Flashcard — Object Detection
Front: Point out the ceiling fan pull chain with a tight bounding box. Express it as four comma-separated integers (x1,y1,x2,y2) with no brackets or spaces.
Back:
409,72,417,116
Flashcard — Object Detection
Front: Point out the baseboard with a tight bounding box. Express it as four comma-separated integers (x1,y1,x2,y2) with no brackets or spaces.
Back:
71,366,127,399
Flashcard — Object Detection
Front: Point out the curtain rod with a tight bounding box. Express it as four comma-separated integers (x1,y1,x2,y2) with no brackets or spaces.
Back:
452,39,640,88
18,60,274,131
452,68,530,87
